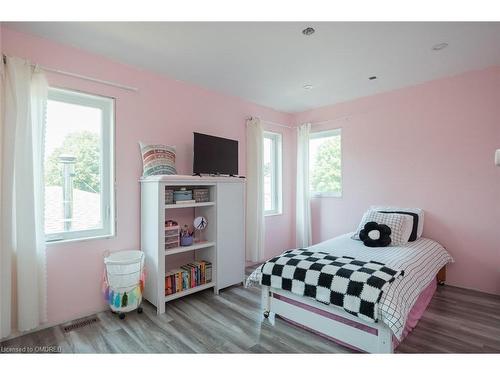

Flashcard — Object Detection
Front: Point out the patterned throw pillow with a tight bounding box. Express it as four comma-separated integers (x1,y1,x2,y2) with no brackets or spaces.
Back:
139,142,177,176
353,210,413,246
370,206,424,240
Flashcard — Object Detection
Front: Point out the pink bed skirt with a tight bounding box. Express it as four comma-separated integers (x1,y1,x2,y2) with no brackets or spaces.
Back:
394,278,437,346
274,278,437,352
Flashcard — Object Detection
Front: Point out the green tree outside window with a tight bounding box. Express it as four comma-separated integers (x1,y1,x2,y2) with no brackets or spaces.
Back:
310,136,342,195
45,131,101,193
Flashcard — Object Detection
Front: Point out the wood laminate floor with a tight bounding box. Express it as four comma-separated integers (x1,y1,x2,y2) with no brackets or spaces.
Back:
1,268,499,353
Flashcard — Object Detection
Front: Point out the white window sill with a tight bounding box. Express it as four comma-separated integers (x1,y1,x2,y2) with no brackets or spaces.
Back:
311,193,342,199
265,211,283,217
46,233,115,246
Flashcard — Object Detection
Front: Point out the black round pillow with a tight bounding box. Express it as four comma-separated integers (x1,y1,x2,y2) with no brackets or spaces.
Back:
359,221,392,247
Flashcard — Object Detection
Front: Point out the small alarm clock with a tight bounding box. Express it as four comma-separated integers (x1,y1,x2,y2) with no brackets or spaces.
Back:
193,216,208,242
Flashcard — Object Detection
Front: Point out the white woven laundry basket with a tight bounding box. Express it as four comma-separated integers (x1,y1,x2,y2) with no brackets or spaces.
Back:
103,250,145,317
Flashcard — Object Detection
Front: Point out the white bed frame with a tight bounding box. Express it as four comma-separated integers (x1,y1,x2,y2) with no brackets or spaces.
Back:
261,286,394,353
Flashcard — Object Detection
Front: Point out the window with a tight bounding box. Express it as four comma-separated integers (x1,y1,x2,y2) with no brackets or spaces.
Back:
44,88,114,242
309,129,342,197
263,131,282,215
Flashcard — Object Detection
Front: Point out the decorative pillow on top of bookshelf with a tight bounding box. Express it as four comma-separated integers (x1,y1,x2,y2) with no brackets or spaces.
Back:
139,142,177,176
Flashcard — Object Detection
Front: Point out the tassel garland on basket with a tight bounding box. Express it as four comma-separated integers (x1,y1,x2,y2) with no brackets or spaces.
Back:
103,285,110,302
102,270,110,302
139,270,146,293
102,268,143,310
128,288,136,306
109,290,115,304
104,287,142,308
136,286,142,300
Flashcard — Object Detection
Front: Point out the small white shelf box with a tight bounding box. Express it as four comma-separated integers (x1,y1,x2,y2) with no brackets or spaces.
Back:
140,175,245,315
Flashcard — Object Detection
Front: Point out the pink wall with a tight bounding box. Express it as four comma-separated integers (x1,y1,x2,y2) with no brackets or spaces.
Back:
293,66,500,295
1,27,295,325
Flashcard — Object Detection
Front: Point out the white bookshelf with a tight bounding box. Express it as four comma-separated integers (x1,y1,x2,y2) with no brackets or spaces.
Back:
140,175,245,315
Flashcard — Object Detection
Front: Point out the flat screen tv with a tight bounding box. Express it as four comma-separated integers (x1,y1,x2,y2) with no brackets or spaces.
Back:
193,132,238,175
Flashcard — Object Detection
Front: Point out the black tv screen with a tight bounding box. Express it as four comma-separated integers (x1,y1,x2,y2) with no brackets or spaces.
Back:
193,132,238,175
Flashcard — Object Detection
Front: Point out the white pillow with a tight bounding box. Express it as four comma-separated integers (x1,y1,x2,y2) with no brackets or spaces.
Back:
370,206,424,239
354,210,413,246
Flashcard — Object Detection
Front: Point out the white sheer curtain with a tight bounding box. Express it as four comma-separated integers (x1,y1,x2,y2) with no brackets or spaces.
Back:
1,56,48,339
296,123,312,248
245,117,265,262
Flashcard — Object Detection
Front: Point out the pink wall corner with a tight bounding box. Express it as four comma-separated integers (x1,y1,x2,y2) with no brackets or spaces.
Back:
1,27,295,325
293,66,500,295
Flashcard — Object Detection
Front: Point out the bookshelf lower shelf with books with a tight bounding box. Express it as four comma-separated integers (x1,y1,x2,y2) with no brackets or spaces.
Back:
165,259,213,298
165,282,215,302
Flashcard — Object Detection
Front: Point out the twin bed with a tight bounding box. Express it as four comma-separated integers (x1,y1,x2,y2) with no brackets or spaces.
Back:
248,225,453,353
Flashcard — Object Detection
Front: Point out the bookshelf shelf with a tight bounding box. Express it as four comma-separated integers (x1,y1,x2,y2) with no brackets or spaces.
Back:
164,241,216,256
164,202,215,209
164,282,215,302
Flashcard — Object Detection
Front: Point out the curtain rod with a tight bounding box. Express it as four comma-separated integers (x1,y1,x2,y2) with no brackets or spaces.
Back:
247,117,294,129
247,116,353,130
309,115,352,126
262,119,294,129
309,112,374,127
2,54,139,93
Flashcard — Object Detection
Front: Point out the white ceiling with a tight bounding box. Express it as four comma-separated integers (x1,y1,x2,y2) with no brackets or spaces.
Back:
5,22,500,112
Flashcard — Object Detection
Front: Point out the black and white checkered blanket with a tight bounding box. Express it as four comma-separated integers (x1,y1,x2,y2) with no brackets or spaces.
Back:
260,249,404,323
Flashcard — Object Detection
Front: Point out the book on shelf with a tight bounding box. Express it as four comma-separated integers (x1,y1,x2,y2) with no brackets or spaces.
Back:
165,272,173,295
206,262,212,283
193,261,205,284
165,260,212,296
181,264,196,288
186,263,198,285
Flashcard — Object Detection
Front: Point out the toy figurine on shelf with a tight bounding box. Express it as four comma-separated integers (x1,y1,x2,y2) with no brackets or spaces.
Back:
180,224,194,246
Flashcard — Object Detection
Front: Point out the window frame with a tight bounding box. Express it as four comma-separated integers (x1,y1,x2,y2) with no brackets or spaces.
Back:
263,131,283,216
309,128,342,198
45,87,115,243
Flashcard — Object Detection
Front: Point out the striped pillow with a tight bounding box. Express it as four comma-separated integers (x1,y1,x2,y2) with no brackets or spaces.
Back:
139,142,177,176
353,210,413,246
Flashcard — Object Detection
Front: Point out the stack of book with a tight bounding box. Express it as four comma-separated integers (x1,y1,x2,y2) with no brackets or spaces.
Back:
165,260,212,296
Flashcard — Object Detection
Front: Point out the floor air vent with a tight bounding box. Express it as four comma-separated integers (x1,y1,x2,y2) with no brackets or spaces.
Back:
63,316,99,333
